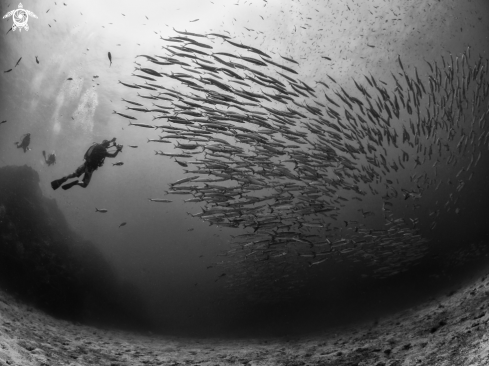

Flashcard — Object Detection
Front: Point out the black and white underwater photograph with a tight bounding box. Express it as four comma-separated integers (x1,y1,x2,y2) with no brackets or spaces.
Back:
0,0,489,364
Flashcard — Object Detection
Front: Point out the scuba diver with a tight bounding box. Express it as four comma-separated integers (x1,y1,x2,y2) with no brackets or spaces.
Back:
42,151,57,166
51,138,123,191
14,133,31,153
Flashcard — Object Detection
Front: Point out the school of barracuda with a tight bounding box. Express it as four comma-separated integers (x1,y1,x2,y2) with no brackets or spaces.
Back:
115,28,489,299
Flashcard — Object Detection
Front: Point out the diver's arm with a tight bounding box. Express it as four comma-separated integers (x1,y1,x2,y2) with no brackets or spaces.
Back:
106,145,122,158
105,150,120,158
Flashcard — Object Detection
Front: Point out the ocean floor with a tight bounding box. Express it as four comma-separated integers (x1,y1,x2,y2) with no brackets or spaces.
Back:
1,269,489,366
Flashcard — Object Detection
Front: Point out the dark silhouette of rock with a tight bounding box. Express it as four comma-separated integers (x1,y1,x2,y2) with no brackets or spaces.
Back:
0,165,149,330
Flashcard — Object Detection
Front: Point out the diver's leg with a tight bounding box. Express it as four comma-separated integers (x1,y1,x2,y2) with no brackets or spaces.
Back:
63,166,92,190
65,164,86,179
77,169,93,188
61,165,87,190
63,172,77,180
61,180,80,190
53,164,85,190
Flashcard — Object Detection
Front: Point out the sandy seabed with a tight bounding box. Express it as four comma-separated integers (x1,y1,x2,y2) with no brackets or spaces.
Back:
1,271,489,366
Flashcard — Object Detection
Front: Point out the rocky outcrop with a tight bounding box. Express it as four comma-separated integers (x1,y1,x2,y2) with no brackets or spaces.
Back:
0,165,148,330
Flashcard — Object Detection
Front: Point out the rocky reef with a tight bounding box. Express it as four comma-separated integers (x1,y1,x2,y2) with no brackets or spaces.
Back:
0,165,148,330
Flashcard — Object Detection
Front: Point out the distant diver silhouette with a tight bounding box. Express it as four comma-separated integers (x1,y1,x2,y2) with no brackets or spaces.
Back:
42,150,56,166
14,133,31,152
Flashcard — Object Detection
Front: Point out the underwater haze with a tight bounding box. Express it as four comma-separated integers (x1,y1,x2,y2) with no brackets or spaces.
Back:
1,0,489,337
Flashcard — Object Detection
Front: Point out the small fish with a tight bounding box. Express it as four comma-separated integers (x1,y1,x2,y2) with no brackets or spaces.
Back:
190,19,199,22
108,52,112,67
119,80,140,89
184,198,201,203
6,27,12,35
397,54,404,70
15,57,22,67
95,208,108,213
121,98,143,106
171,176,199,186
129,122,153,128
321,56,332,60
113,161,124,166
404,192,422,200
0,120,7,125
215,273,226,282
128,145,138,148
119,222,127,228
280,55,299,64
113,110,137,120
3,69,12,73
46,9,50,13
174,159,188,167
93,75,99,78
149,198,173,203
35,56,39,64
67,77,73,80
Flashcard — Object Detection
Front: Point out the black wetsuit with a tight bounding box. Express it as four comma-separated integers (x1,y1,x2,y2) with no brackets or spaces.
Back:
70,144,110,187
51,141,121,190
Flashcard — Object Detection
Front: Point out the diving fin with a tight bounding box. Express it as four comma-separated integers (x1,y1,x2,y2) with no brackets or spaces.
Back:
51,177,68,190
61,180,79,190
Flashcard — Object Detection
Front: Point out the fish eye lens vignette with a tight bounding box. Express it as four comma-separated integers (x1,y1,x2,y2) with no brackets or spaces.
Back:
0,0,489,364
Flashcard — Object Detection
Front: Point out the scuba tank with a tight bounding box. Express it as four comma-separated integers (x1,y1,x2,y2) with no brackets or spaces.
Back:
84,138,116,169
84,144,106,169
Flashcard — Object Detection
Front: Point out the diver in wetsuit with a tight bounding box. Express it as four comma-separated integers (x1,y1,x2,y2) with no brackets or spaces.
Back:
42,151,56,166
15,133,31,153
51,138,123,191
